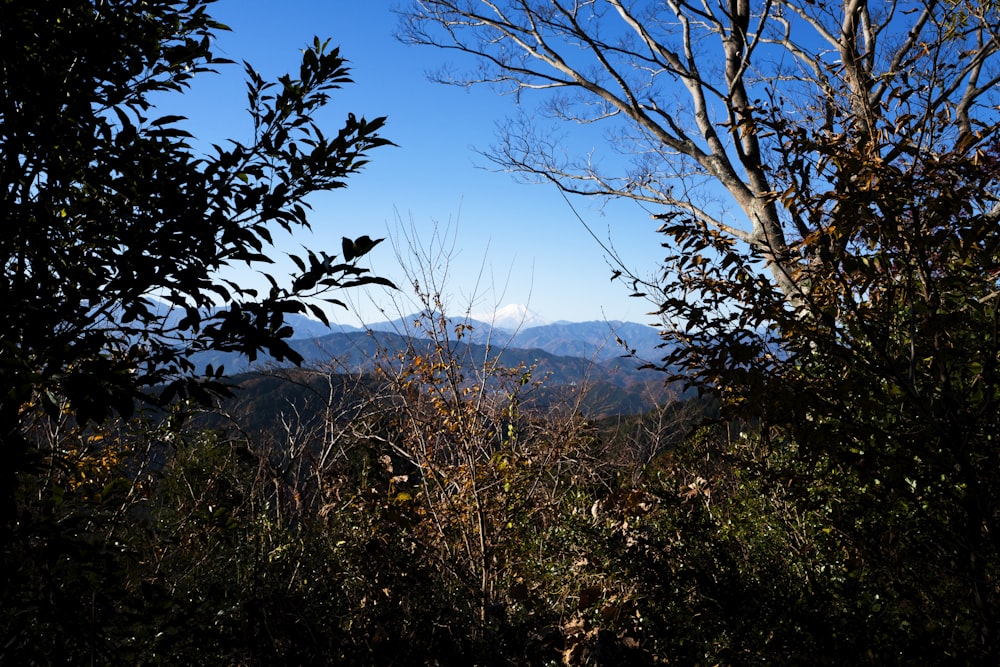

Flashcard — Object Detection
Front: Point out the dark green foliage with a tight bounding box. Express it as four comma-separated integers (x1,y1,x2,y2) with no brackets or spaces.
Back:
0,0,392,519
645,131,1000,660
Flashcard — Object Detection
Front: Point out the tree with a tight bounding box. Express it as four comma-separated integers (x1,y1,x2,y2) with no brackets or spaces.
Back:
0,0,393,520
651,137,1000,660
400,0,1000,659
400,0,1000,302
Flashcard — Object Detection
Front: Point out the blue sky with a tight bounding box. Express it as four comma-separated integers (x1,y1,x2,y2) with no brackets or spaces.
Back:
171,0,668,325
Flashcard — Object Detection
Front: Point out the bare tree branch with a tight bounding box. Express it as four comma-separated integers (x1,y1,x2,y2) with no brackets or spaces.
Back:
400,0,1000,305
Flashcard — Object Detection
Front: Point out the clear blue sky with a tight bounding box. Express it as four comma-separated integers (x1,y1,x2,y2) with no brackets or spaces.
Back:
170,0,667,325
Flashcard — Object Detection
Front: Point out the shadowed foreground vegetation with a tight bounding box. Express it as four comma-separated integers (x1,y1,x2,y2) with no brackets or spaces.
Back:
4,304,997,665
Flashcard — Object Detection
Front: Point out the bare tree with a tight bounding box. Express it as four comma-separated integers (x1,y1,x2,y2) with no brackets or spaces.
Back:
399,0,1000,303
400,5,1000,656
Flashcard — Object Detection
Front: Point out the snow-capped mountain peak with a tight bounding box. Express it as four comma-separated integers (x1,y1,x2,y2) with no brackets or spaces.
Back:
477,304,548,331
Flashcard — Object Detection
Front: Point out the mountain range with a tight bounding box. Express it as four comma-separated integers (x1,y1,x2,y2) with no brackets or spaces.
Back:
285,308,667,362
194,306,680,417
469,303,549,330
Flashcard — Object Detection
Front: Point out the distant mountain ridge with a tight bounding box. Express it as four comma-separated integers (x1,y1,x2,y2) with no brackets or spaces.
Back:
131,302,668,370
289,311,665,363
214,313,667,371
114,301,678,415
502,320,665,363
191,310,678,417
471,303,548,330
200,326,677,418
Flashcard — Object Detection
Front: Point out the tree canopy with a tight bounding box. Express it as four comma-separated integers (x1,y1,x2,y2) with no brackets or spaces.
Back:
401,0,1000,301
402,0,1000,657
0,0,393,518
